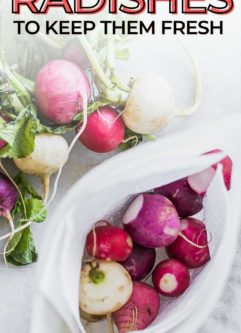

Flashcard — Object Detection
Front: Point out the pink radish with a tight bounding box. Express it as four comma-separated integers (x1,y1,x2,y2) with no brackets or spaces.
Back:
0,140,6,149
187,167,216,195
154,178,203,218
152,259,190,297
122,243,156,281
113,281,160,332
35,59,91,124
166,218,210,269
86,225,133,261
123,194,180,248
77,106,125,153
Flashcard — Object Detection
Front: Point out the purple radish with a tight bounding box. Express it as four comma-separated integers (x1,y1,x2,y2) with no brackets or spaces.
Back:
122,243,156,281
187,167,216,195
113,281,160,332
0,172,17,218
0,172,17,239
166,218,210,269
154,177,204,218
35,59,91,124
152,259,190,297
123,194,180,248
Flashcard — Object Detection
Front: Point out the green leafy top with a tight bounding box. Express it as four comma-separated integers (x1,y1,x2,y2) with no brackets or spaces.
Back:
6,173,47,265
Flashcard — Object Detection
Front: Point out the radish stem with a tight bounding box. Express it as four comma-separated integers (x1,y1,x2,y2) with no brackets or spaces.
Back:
107,313,114,333
78,36,113,89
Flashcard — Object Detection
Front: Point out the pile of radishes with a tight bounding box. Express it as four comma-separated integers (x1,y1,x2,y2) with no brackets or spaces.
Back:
79,151,232,332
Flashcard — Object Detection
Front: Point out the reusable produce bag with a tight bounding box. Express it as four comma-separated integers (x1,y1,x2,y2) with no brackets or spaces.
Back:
30,114,241,333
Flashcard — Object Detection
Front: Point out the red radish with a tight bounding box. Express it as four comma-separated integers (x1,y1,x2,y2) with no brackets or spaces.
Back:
154,178,203,218
122,243,156,281
35,59,91,124
123,193,180,248
113,281,160,332
166,218,210,269
77,106,125,153
0,140,6,149
205,149,232,190
86,225,133,261
63,38,89,69
187,167,216,195
152,259,190,297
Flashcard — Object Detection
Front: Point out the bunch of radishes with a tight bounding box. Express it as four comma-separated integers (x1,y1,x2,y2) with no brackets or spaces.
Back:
79,152,232,332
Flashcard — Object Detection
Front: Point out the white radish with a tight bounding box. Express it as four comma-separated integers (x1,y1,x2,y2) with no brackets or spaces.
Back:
123,74,176,134
14,133,69,203
123,41,201,134
80,260,133,315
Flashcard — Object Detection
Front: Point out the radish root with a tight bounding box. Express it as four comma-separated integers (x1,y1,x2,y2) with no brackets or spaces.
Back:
107,313,114,333
179,229,212,249
42,175,50,204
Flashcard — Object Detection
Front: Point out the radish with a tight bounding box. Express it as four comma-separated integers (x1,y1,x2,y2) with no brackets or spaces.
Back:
152,259,190,297
113,281,160,332
35,59,91,124
122,243,156,281
14,133,69,203
122,41,202,134
122,43,201,135
206,149,232,190
0,140,6,149
123,74,176,134
0,172,18,263
187,150,233,194
166,218,210,269
86,225,133,261
79,260,133,315
0,172,17,227
63,38,89,69
123,193,180,248
77,106,125,153
154,177,203,218
187,167,216,195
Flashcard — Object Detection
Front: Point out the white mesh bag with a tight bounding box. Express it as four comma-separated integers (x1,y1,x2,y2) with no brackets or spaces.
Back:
30,114,241,333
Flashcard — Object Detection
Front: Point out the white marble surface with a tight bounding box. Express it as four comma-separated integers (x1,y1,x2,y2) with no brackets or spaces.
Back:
1,4,241,333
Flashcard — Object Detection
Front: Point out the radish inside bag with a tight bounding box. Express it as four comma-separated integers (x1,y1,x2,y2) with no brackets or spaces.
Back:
31,115,241,333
